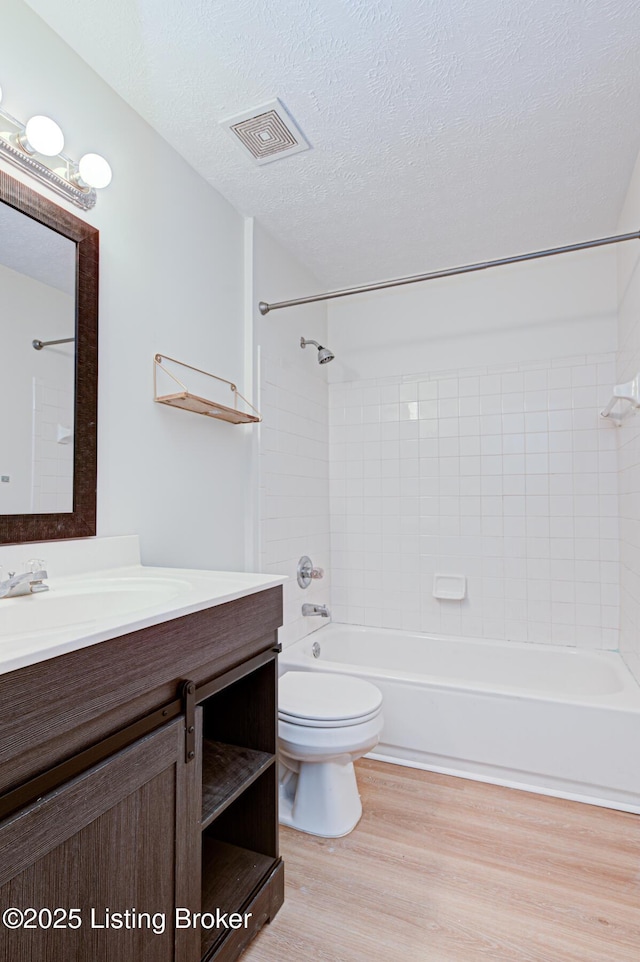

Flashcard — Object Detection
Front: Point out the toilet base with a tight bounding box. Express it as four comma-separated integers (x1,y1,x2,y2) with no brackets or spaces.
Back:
279,755,363,837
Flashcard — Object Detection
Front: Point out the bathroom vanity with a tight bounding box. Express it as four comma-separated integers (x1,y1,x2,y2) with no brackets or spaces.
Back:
0,538,285,962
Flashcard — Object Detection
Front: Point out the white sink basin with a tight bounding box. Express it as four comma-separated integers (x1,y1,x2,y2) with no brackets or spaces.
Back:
0,576,191,635
0,540,286,678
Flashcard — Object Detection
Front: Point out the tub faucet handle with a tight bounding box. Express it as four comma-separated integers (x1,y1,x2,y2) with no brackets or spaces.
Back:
297,556,324,588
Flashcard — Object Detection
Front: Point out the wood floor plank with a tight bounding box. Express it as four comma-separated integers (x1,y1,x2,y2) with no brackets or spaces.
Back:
242,760,640,962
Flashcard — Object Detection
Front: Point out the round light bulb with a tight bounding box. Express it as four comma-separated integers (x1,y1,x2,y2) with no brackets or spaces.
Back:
78,153,112,189
24,115,64,156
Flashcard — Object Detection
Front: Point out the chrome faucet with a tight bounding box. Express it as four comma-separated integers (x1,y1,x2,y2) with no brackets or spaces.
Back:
302,603,330,618
0,561,49,599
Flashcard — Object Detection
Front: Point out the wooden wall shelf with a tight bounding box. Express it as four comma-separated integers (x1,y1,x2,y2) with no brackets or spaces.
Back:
154,354,261,424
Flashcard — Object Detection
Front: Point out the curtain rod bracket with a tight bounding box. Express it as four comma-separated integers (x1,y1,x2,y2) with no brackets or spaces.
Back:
32,337,75,351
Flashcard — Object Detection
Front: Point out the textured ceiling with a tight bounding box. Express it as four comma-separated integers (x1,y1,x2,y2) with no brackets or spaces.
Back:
23,0,640,288
0,201,75,294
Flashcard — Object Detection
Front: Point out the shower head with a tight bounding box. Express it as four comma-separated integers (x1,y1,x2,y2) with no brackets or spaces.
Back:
317,346,334,364
300,337,335,364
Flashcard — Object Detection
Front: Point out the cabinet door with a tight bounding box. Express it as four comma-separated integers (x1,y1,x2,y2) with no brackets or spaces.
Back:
0,718,201,962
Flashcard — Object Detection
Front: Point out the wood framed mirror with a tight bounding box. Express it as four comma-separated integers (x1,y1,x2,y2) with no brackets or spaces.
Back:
0,170,98,544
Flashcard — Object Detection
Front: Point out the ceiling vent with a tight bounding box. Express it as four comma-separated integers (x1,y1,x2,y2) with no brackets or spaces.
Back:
221,99,310,166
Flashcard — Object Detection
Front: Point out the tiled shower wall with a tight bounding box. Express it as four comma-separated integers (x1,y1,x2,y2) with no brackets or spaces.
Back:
329,353,620,649
617,298,640,680
259,350,331,648
31,377,74,513
616,154,640,683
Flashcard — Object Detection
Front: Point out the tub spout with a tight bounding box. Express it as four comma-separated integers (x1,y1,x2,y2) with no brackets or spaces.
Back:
302,603,330,618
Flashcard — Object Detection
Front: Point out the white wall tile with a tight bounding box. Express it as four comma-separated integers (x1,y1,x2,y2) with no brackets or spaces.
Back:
616,149,640,682
259,341,331,648
330,353,619,649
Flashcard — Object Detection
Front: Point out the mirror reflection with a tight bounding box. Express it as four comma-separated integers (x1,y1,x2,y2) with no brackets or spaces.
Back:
0,201,76,515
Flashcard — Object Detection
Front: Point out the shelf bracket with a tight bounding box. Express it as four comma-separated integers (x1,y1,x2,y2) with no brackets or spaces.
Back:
182,680,196,763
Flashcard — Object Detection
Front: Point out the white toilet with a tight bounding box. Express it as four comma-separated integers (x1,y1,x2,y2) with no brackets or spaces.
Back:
278,671,383,837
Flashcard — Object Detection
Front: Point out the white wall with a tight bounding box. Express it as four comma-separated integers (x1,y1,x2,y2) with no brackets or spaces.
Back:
616,146,640,684
252,220,331,647
0,263,74,513
328,247,618,383
1,0,251,569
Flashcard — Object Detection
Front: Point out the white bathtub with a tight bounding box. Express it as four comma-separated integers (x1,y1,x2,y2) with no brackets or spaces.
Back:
280,624,640,813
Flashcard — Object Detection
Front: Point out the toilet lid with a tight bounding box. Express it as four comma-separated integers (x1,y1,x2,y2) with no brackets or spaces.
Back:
279,671,382,723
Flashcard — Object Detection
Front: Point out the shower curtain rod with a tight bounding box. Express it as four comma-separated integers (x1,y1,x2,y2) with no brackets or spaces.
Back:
258,229,640,315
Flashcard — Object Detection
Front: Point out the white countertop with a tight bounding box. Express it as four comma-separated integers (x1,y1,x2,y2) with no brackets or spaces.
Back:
0,536,285,676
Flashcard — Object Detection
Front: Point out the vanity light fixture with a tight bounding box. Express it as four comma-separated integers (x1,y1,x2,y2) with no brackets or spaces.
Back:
0,84,111,210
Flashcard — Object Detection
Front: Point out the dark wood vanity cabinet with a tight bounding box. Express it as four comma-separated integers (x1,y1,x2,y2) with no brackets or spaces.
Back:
0,586,284,962
0,719,195,962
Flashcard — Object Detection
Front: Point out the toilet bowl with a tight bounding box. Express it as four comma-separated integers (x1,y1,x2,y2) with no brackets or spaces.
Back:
278,671,383,837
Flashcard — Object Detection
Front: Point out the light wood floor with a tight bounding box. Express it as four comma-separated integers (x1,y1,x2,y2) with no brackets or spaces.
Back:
243,759,640,962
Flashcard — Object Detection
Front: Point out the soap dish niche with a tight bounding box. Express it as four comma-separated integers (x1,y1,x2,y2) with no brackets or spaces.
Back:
433,574,466,601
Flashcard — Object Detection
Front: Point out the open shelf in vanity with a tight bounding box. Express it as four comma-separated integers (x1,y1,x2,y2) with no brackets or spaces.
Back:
201,741,274,828
197,652,281,961
201,838,274,922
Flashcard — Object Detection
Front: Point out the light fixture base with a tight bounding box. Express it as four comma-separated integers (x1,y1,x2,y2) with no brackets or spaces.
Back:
0,134,96,210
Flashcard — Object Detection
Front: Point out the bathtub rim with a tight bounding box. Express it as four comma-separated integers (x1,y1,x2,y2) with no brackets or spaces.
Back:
280,622,640,713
